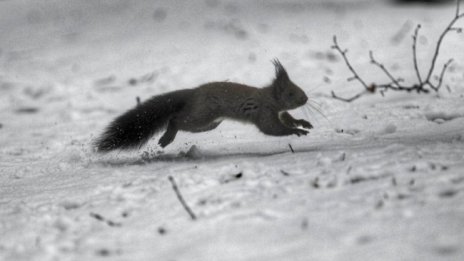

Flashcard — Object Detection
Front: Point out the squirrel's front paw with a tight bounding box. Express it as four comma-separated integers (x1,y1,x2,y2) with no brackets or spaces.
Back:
292,128,309,137
297,120,313,129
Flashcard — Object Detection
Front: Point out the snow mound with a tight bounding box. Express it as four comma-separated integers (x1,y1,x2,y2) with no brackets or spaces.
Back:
380,123,397,134
425,111,463,124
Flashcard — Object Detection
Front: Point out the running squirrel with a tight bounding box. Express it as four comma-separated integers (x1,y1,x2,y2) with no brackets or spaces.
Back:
94,59,312,152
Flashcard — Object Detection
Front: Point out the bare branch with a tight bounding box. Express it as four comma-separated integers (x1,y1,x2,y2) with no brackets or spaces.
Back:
331,90,367,103
429,58,454,91
412,25,423,85
449,27,463,33
331,0,463,102
425,1,462,84
168,176,197,220
369,51,402,88
457,0,461,18
332,36,370,90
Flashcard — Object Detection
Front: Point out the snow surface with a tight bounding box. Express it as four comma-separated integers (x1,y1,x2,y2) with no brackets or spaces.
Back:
1,0,464,260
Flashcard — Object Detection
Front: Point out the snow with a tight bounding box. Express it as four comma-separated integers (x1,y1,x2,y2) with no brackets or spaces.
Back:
1,0,464,260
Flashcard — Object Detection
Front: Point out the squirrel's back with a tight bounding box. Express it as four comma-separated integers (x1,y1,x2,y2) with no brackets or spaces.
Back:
187,82,264,120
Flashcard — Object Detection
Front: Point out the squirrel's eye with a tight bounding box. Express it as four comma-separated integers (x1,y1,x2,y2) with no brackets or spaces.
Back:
289,92,294,97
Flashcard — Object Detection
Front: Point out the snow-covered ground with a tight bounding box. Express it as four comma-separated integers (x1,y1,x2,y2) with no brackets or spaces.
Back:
1,0,464,260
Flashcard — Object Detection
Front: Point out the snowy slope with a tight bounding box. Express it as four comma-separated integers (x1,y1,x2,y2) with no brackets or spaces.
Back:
1,0,464,260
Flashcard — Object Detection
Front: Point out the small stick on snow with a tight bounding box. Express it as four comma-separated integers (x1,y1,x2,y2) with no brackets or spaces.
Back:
288,144,295,153
168,176,197,220
90,212,104,221
136,96,141,106
90,212,122,227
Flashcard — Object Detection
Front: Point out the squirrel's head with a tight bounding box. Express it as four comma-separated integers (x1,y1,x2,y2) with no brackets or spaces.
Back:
270,59,308,110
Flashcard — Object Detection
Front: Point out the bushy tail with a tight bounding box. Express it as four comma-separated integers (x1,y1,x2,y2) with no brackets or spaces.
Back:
94,89,193,153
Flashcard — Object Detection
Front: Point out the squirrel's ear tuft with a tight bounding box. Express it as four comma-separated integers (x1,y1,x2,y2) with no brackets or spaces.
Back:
271,59,290,99
272,58,289,84
271,59,290,98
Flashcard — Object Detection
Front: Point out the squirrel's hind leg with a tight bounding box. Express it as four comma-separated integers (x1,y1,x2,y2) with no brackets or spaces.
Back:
175,110,222,133
188,120,222,133
158,120,178,148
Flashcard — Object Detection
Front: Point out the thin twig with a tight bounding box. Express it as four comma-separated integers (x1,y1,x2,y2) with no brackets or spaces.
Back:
90,212,122,227
288,143,295,153
331,90,368,102
331,36,370,90
425,0,463,84
457,0,461,17
412,25,423,85
331,0,463,102
429,58,454,91
369,51,402,88
331,36,373,101
168,176,197,220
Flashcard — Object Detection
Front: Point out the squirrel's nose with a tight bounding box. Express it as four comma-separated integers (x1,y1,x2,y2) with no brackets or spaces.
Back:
301,95,308,104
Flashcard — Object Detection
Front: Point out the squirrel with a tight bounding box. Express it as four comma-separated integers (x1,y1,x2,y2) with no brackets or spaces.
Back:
94,59,312,152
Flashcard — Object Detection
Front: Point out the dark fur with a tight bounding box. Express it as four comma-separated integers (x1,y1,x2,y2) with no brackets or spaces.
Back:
94,89,193,152
94,59,311,152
